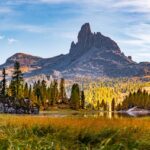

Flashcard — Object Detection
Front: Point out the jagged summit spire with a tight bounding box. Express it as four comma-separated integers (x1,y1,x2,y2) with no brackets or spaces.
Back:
78,23,92,43
69,23,121,59
79,23,91,34
69,23,93,58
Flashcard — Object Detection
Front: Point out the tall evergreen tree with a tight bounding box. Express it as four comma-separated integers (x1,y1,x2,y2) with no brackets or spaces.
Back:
34,80,42,104
97,100,100,110
28,85,32,99
101,100,107,111
47,82,53,105
1,68,7,97
122,88,150,110
70,83,80,110
9,80,16,97
41,80,47,106
81,90,85,109
111,98,115,111
24,83,29,98
10,61,24,99
59,78,66,103
50,80,59,105
0,81,2,97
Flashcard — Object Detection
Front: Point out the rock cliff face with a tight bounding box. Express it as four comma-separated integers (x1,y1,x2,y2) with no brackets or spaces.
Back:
69,23,121,60
0,23,149,79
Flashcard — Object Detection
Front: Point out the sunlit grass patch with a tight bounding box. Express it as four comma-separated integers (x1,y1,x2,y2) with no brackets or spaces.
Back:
0,115,150,149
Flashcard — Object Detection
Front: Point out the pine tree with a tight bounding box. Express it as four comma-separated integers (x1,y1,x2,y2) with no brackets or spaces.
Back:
70,83,80,110
111,98,115,111
1,68,7,97
97,100,100,110
41,80,47,106
47,82,53,105
81,90,85,109
116,103,122,111
9,80,16,97
122,88,150,110
59,78,66,103
34,80,42,105
28,85,32,99
50,81,55,106
11,61,24,99
24,83,29,98
101,100,107,111
0,81,2,97
51,80,59,105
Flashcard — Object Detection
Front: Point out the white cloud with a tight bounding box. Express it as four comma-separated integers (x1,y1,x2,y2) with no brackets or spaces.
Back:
8,38,18,44
0,0,149,62
118,23,150,49
113,0,150,13
4,0,74,5
124,23,150,45
3,0,150,12
2,0,115,7
134,52,150,62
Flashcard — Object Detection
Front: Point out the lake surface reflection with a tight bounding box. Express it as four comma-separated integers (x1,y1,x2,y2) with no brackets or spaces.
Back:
39,111,150,118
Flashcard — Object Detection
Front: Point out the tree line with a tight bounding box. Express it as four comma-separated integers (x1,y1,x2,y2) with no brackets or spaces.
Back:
121,89,150,110
0,61,149,112
0,61,85,110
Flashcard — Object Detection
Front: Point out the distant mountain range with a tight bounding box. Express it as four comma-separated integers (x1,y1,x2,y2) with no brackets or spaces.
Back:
0,23,150,80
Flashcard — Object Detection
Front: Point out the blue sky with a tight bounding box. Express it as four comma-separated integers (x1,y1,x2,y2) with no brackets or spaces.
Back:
0,0,150,64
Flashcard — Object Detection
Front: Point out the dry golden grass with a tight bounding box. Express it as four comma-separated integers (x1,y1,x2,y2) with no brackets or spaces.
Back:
1,115,150,149
1,115,150,131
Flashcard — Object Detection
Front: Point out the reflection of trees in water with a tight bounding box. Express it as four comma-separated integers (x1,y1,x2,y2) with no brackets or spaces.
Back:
40,111,150,118
81,112,138,119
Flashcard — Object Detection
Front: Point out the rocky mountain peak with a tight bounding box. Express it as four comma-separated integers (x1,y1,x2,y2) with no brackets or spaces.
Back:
77,23,92,43
9,53,28,59
69,23,121,59
69,23,93,59
5,53,42,67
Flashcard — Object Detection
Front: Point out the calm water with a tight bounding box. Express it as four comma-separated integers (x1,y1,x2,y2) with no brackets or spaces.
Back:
39,111,150,118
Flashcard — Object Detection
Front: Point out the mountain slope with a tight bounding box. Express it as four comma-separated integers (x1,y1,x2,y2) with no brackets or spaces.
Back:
0,53,42,68
0,53,42,77
0,23,150,79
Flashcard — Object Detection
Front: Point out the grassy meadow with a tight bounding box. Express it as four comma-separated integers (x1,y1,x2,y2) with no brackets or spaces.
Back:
0,115,150,149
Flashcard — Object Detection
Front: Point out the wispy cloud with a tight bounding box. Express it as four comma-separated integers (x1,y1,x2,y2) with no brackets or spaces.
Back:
3,0,73,5
121,23,150,47
113,0,150,13
3,0,150,13
0,0,149,63
8,38,18,44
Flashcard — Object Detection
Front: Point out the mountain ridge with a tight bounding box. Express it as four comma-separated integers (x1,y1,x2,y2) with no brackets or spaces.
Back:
0,23,150,79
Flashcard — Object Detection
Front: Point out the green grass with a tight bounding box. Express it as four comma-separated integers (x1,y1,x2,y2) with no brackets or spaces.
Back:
0,115,150,149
